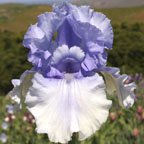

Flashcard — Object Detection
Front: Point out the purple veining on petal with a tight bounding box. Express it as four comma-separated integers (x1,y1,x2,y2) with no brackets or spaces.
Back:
56,19,81,47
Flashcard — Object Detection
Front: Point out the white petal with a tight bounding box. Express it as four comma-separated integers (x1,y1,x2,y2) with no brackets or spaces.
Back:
25,72,112,143
8,71,34,108
101,67,136,108
0,133,7,143
24,24,45,40
51,45,85,65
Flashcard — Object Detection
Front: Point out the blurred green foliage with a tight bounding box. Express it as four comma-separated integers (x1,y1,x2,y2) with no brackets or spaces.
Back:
108,22,144,74
0,23,144,94
0,31,31,94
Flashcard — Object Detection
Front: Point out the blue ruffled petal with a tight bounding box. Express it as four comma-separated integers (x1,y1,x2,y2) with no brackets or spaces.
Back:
23,12,64,72
67,17,105,52
23,24,48,53
81,54,96,72
23,3,113,77
90,12,113,49
56,19,81,47
37,12,63,42
57,3,113,49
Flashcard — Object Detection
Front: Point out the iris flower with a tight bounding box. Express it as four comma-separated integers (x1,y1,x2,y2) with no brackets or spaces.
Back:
1,122,8,130
9,3,136,144
0,133,7,143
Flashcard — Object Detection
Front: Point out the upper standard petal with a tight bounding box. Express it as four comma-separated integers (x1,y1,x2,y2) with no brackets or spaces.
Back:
56,3,113,49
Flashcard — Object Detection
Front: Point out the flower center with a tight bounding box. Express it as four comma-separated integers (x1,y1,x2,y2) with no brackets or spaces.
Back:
64,73,74,83
51,45,85,73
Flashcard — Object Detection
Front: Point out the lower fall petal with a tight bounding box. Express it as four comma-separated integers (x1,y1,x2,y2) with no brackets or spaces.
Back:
8,70,35,108
25,72,112,143
101,67,136,108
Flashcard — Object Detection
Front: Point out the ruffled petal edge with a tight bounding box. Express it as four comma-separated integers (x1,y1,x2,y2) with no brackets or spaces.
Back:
101,67,136,108
8,70,35,109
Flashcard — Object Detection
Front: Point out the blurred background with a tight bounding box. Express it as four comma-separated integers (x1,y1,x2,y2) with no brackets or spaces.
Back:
0,0,144,144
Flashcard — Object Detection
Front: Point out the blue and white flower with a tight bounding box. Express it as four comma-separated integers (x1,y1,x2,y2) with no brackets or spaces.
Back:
0,133,7,143
6,104,15,114
9,3,136,143
1,122,8,130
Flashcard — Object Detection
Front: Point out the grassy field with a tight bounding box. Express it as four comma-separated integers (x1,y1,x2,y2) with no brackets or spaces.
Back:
0,4,52,32
0,4,144,32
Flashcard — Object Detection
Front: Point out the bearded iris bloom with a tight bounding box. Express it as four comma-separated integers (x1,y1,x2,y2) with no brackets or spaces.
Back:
9,3,136,144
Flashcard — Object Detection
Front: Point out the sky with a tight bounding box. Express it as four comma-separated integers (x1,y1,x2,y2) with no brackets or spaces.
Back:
0,0,144,8
0,0,72,5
